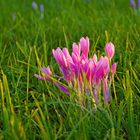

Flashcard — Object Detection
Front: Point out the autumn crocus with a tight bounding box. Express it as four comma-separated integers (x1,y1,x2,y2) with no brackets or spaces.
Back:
111,63,117,75
130,0,136,8
35,66,52,80
35,37,117,106
80,37,89,58
105,42,115,60
138,0,140,7
32,1,38,10
35,66,69,94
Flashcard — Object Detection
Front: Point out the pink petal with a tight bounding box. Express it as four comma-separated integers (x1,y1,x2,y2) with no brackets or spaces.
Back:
41,66,52,75
93,54,97,64
72,43,81,56
105,42,115,59
102,78,110,104
53,48,68,68
111,63,117,74
102,56,110,75
62,48,71,59
93,89,98,104
34,74,50,81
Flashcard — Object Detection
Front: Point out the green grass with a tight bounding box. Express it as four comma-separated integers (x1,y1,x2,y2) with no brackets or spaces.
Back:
0,0,140,139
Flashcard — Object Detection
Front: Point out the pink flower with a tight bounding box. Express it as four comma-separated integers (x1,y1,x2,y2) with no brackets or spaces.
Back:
52,48,68,68
72,43,81,57
80,37,89,58
102,78,110,105
111,63,117,74
35,37,117,106
105,42,115,60
34,66,52,81
35,66,69,94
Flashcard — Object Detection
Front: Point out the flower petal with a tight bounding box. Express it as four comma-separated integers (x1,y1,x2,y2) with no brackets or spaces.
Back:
111,63,117,74
41,66,52,75
102,78,110,104
34,74,48,81
55,82,69,95
80,37,89,58
105,42,115,60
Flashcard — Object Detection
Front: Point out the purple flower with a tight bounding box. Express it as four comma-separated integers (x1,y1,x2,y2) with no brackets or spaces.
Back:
138,0,140,7
111,63,117,74
40,4,44,13
55,82,69,95
130,0,136,8
34,66,51,81
80,37,89,58
102,78,110,105
32,1,38,10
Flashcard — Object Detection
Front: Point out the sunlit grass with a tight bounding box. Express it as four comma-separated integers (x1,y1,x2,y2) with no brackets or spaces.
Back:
0,0,140,139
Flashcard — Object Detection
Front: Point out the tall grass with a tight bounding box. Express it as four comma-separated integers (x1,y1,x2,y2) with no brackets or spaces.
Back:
0,0,140,139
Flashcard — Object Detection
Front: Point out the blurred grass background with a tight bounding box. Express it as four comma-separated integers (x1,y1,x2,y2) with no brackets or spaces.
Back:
0,0,140,139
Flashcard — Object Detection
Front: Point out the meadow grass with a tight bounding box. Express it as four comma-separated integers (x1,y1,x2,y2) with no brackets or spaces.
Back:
0,0,140,139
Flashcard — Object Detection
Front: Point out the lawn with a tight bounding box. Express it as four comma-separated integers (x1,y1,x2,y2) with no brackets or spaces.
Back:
0,0,140,139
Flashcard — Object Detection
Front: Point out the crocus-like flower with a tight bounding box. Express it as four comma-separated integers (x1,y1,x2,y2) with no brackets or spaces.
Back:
32,1,38,10
111,63,117,74
130,0,136,8
80,37,89,58
35,66,52,80
35,37,117,106
40,4,44,13
138,0,140,7
105,42,115,60
35,66,69,94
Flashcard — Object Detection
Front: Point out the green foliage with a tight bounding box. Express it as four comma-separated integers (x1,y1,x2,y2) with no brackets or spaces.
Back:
0,0,140,139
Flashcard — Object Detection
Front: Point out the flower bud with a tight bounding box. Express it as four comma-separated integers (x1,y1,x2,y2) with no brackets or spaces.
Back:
32,1,38,10
111,63,117,74
130,0,136,8
105,42,115,60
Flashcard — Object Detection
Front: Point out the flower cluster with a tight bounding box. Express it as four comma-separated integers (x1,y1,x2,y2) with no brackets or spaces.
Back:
35,37,117,105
